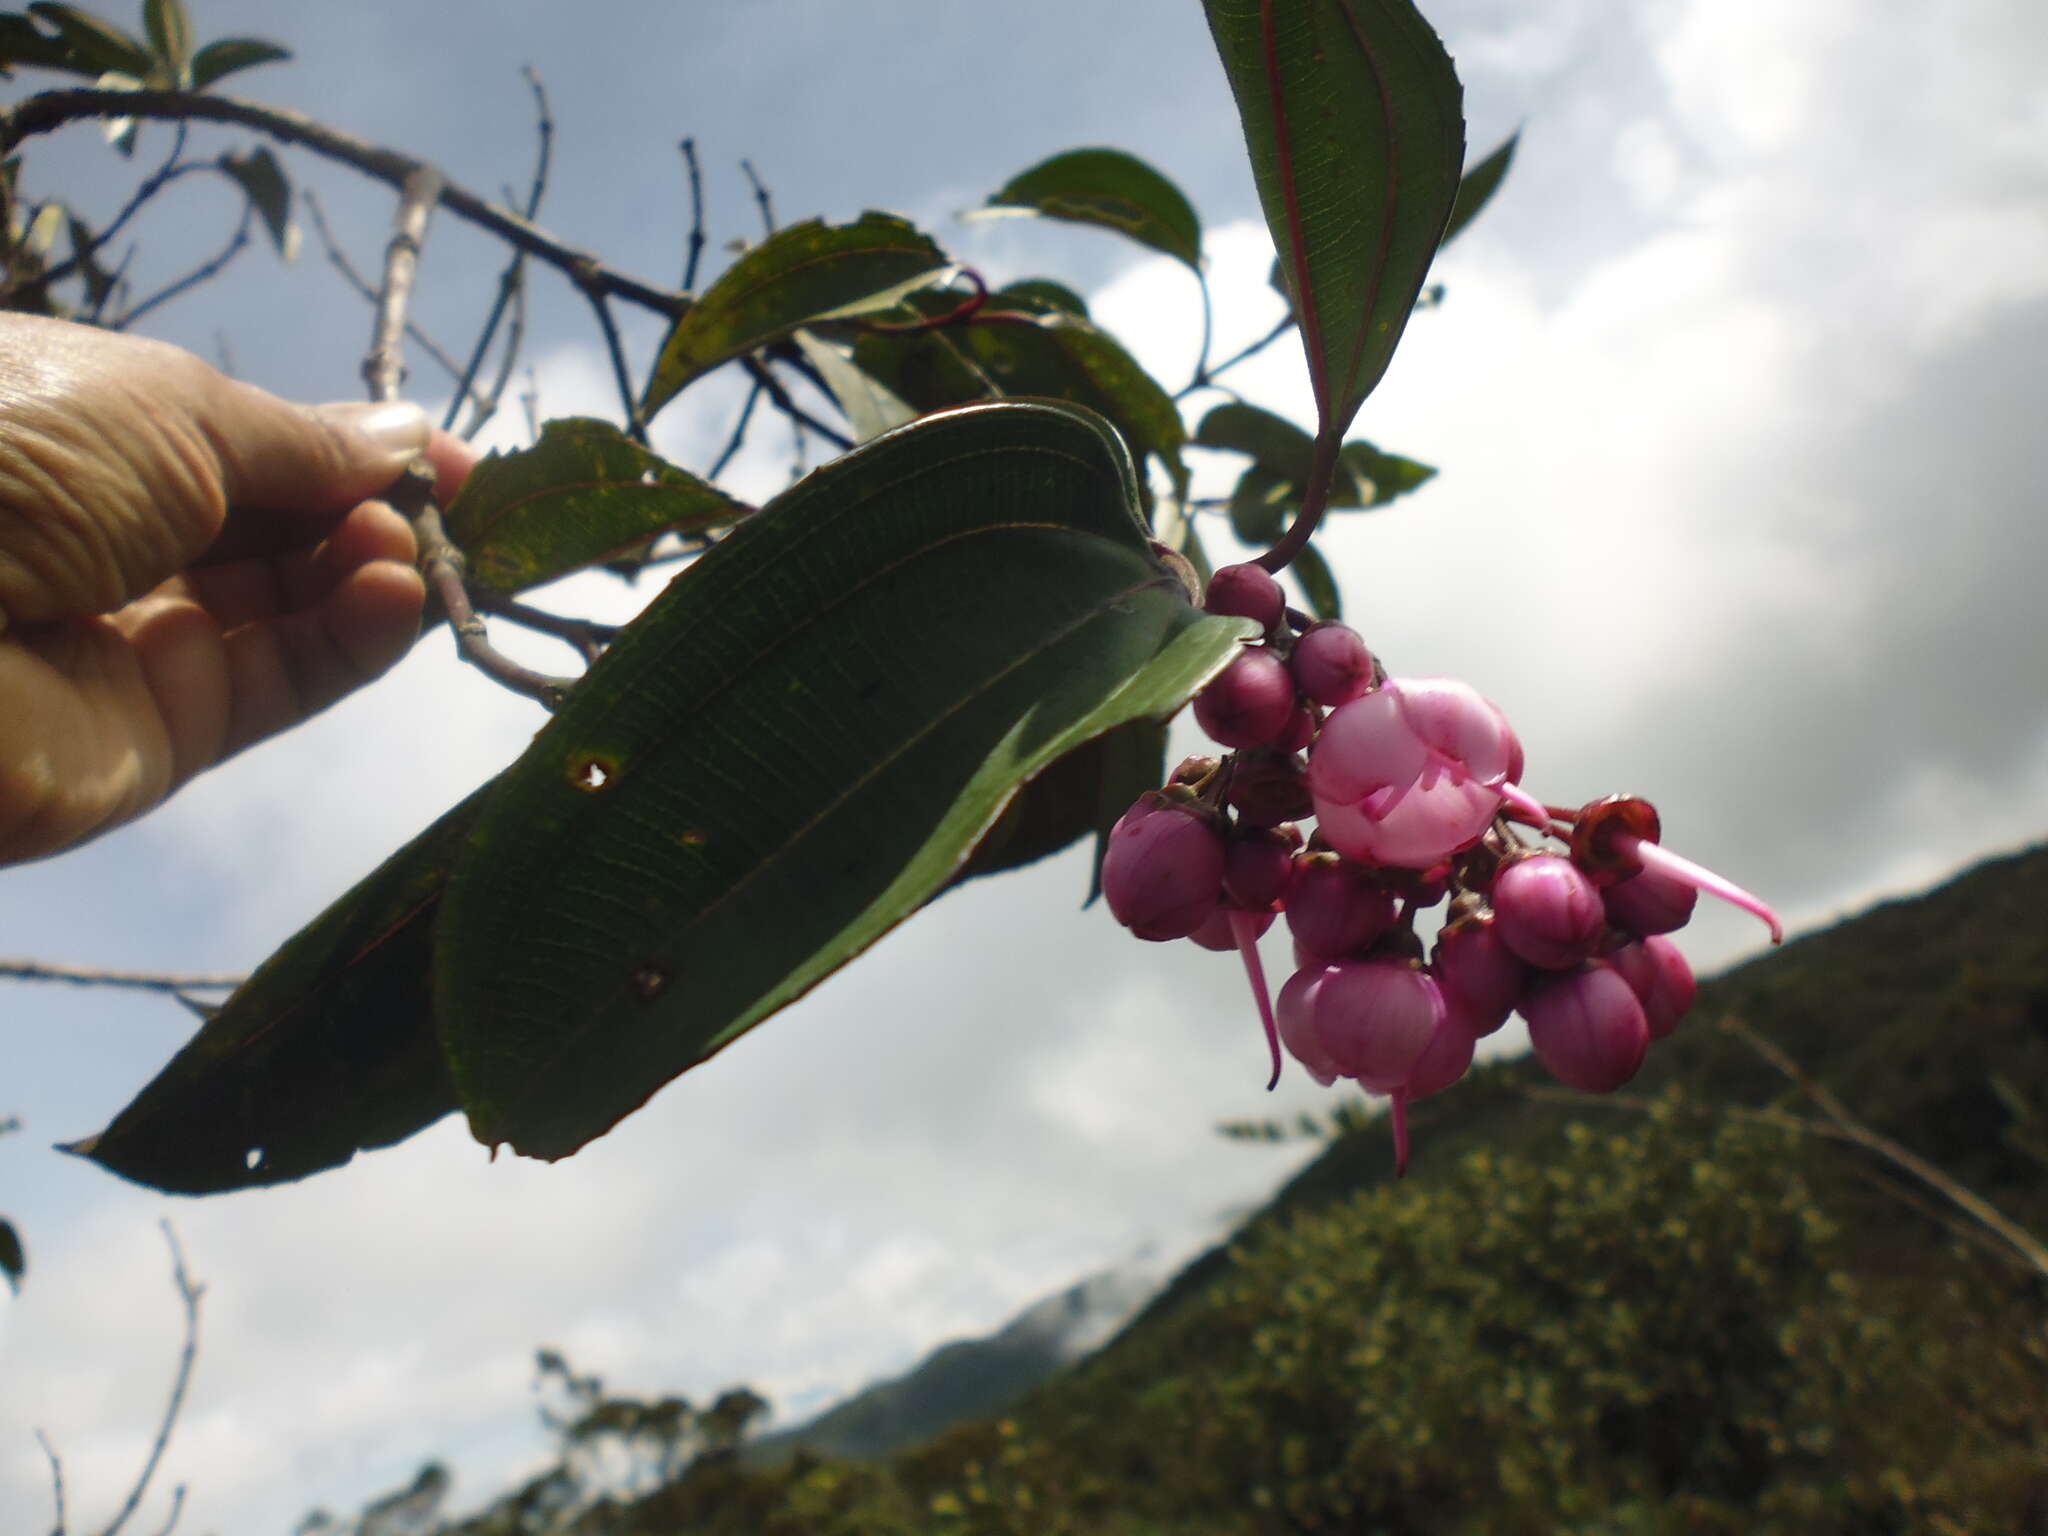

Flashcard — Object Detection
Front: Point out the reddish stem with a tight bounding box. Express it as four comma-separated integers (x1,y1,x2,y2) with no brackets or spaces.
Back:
1229,909,1285,1090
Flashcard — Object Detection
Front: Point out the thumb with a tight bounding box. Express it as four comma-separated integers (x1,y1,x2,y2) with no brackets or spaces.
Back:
197,384,433,559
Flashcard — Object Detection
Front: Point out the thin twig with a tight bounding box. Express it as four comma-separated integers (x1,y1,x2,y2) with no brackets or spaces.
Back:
1177,312,1294,401
34,1429,64,1536
7,123,194,302
1187,266,1215,393
302,189,483,414
0,960,241,993
0,88,690,317
707,376,762,480
99,1223,202,1536
520,367,541,442
739,157,775,235
1717,1014,2048,1284
85,240,135,325
473,592,619,667
393,469,571,708
145,1487,184,1536
363,166,441,402
679,137,706,292
1519,1083,2041,1276
361,170,572,707
741,355,852,451
464,263,527,440
515,65,554,221
444,66,552,437
113,201,251,329
582,279,648,443
1519,1084,1849,1144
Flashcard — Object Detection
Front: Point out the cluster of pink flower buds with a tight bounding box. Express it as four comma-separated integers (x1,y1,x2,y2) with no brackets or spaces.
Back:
1103,562,1782,1173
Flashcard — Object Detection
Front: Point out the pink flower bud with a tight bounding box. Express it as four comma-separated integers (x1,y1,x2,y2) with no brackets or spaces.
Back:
1226,748,1314,827
1522,963,1649,1092
1223,829,1297,910
1102,796,1225,941
1203,562,1285,630
1276,963,1342,1085
1605,936,1697,1040
1306,679,1527,868
1289,622,1375,708
1602,865,1698,937
1275,702,1319,754
1567,796,1781,944
1284,854,1397,959
1492,853,1606,970
1313,959,1443,1092
1187,904,1273,952
1431,913,1527,1036
1193,647,1297,749
1403,1012,1477,1101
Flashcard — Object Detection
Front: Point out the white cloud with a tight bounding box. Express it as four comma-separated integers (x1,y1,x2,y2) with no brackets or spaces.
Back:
7,5,2046,1533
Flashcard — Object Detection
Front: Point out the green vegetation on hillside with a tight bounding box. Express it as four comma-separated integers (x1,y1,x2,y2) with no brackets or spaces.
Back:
342,845,2048,1534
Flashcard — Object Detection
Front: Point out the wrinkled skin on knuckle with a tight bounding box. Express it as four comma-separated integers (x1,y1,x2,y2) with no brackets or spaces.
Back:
0,316,229,628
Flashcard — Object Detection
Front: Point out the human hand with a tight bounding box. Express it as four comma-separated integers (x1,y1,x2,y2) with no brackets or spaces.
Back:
0,313,480,866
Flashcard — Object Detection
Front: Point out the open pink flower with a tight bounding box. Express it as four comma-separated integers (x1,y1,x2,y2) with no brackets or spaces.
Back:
1306,678,1546,868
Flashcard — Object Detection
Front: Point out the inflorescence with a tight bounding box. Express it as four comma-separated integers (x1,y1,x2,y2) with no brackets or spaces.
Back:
1105,562,1783,1174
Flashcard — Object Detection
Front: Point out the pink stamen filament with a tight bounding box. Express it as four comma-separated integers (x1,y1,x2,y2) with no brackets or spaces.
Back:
1497,781,1550,826
1229,909,1285,1090
1390,1091,1411,1178
1365,777,1411,819
1614,833,1785,944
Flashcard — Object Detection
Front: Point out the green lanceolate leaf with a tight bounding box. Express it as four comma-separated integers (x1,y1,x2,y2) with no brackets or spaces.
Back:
1195,400,1316,484
791,328,918,443
1229,462,1296,545
0,1218,20,1292
187,36,288,90
0,12,77,74
142,0,189,85
644,212,950,419
1440,131,1518,247
1291,541,1341,620
443,418,750,595
1331,438,1435,507
997,278,1089,319
956,307,1189,496
981,147,1203,271
435,400,1255,1159
219,145,292,257
64,211,115,309
1203,0,1465,437
64,793,486,1195
849,325,993,416
22,3,150,77
952,717,1167,888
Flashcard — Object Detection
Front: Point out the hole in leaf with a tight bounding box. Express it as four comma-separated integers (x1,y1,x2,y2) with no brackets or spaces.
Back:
569,754,617,792
244,1147,264,1171
630,963,671,1004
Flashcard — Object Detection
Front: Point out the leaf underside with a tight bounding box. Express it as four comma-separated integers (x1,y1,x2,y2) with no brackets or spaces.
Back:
1203,0,1465,436
443,417,749,595
435,400,1253,1160
68,793,485,1195
643,212,950,418
982,147,1204,270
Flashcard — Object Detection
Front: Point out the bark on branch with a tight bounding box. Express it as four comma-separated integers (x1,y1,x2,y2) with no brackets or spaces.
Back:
0,87,689,317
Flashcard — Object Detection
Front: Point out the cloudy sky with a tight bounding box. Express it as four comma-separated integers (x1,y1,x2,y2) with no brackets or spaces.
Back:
4,0,2045,1530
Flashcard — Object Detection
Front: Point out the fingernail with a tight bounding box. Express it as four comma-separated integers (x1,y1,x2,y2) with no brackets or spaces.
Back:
316,400,431,464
